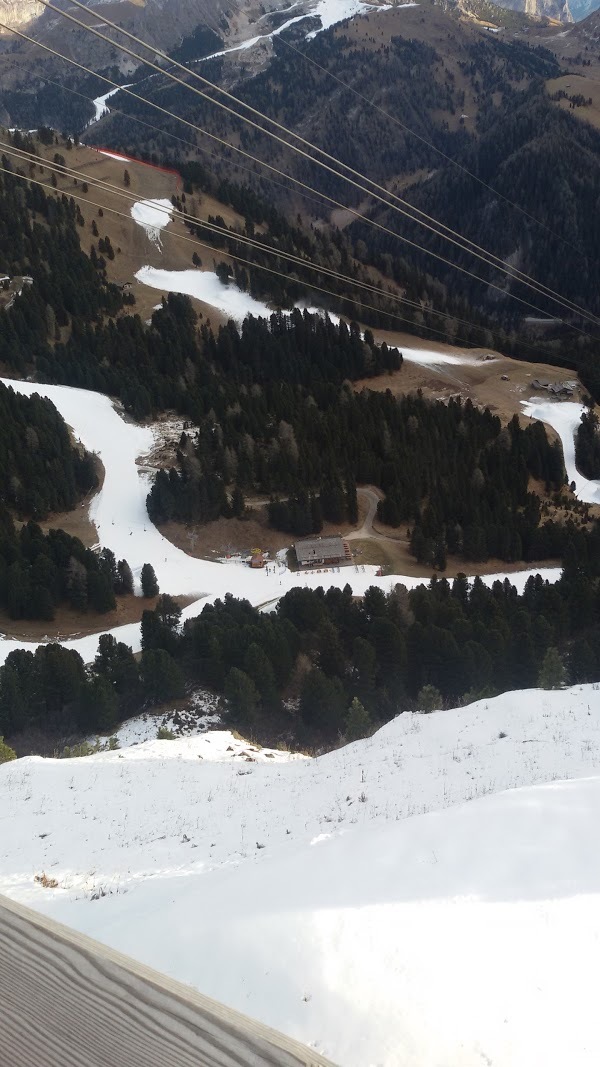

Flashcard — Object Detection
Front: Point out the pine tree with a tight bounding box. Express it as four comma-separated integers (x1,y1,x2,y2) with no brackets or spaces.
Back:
230,486,246,518
0,736,16,764
345,697,372,742
140,649,184,702
141,563,159,598
224,667,260,722
416,684,442,713
538,647,566,690
116,559,134,595
78,675,117,732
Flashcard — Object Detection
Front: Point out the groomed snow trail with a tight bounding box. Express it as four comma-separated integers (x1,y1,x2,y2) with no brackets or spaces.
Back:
0,376,561,664
522,398,600,505
3,684,600,1066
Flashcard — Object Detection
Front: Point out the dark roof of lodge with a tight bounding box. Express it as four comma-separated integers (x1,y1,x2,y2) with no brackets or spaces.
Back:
295,535,345,563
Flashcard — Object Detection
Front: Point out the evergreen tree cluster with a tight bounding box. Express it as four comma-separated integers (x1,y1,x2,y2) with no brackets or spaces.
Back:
154,521,600,745
0,382,97,518
0,149,123,378
0,509,134,621
148,350,566,563
5,525,600,750
0,594,183,743
0,631,181,742
575,410,600,480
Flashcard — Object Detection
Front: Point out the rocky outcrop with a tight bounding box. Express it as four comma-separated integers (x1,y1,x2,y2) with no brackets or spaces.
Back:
0,0,44,31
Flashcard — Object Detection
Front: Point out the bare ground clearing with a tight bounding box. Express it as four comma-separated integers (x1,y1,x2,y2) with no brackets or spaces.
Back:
158,496,370,563
0,593,194,643
353,343,585,430
33,141,250,325
545,74,600,131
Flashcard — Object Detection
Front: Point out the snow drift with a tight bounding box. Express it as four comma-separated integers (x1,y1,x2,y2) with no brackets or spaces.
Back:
3,683,600,1065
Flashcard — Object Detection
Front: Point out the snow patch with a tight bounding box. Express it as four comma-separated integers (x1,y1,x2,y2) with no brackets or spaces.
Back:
306,0,412,39
196,0,413,63
89,85,132,125
96,149,136,163
522,399,600,505
130,199,173,246
137,267,475,365
135,265,275,323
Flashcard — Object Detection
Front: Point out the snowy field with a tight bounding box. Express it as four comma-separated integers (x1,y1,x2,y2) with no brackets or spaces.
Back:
3,683,600,1066
0,375,561,665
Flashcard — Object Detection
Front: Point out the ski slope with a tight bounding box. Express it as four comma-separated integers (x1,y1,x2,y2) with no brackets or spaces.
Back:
3,683,600,1066
522,398,600,505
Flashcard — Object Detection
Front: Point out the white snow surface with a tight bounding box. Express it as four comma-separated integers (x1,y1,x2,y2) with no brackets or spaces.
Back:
96,148,136,163
136,265,277,322
90,84,131,124
3,683,600,1066
130,199,173,245
0,375,560,664
305,0,412,38
522,398,600,504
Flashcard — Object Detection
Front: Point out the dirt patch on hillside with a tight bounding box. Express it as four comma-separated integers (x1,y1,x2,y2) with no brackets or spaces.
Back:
29,139,252,325
0,592,194,643
546,74,600,131
158,497,369,562
354,341,585,430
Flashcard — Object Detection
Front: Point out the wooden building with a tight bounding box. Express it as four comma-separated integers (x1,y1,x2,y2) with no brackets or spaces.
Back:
295,535,345,567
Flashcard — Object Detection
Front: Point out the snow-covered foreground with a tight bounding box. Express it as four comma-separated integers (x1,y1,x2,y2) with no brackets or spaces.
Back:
3,683,600,1066
136,265,478,366
523,398,600,505
0,376,561,664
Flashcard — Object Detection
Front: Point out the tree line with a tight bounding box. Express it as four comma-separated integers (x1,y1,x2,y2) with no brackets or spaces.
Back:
575,409,600,480
0,382,97,519
0,509,136,621
146,312,568,565
4,526,600,752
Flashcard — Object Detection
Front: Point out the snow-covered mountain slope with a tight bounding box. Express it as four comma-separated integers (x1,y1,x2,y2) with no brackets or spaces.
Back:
2,683,600,1065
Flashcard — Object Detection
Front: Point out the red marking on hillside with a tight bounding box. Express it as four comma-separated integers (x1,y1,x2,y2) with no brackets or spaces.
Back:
93,147,182,188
